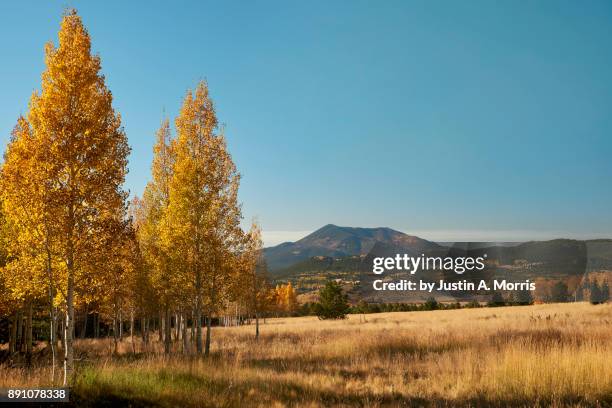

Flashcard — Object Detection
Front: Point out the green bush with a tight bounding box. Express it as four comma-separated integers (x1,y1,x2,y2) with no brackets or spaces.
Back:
315,281,350,319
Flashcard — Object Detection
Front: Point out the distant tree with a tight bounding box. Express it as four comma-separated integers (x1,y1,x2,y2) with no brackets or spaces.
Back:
298,302,315,316
275,282,298,315
315,281,349,320
512,290,533,305
550,281,569,303
353,300,370,314
575,281,585,301
534,277,550,303
488,291,505,307
465,299,481,308
589,280,601,304
284,282,298,314
239,221,271,340
423,297,438,310
601,280,610,303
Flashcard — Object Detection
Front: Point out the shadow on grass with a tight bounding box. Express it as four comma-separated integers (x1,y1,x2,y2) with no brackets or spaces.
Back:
66,361,611,408
245,338,469,379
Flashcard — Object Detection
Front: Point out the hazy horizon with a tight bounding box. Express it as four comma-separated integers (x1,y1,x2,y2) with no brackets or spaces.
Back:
262,226,612,247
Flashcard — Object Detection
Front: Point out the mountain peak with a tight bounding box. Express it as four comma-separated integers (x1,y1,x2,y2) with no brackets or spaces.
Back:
264,224,439,271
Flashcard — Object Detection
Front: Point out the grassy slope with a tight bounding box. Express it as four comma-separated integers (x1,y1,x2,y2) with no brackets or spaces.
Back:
1,302,611,407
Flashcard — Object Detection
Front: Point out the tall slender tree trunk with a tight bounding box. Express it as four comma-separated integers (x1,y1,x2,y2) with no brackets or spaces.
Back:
190,310,195,345
94,313,100,338
130,310,135,354
80,304,88,339
64,276,75,386
9,311,17,354
48,305,56,385
118,308,123,341
164,307,171,354
46,250,57,385
140,317,146,343
112,315,118,354
63,206,76,386
145,317,150,344
181,312,188,354
16,309,23,352
45,242,57,384
204,316,211,356
255,311,260,340
59,313,65,351
195,296,203,354
141,317,149,346
158,311,164,343
25,301,33,367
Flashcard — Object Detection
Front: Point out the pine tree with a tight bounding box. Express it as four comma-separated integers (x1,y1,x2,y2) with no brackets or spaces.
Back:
550,281,569,303
315,281,349,319
513,290,534,305
589,280,601,304
601,280,610,303
488,291,505,307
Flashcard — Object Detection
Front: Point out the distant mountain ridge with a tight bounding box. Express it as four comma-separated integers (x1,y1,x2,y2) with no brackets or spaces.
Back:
264,224,440,271
264,225,612,281
264,225,612,304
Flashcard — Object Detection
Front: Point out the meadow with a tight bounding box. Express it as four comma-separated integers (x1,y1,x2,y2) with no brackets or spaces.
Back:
1,302,611,407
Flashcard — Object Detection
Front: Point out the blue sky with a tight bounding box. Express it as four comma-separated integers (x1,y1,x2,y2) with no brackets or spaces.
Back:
1,1,611,245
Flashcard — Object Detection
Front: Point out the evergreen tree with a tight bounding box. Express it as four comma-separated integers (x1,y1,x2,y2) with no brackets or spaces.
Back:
423,297,438,310
488,291,505,307
575,281,585,301
513,290,534,305
601,280,610,303
550,281,569,303
589,281,602,304
315,281,349,320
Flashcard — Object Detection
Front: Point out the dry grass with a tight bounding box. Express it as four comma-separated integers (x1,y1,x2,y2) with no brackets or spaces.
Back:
1,302,611,407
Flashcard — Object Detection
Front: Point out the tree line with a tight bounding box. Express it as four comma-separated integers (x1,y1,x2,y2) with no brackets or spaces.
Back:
0,10,275,386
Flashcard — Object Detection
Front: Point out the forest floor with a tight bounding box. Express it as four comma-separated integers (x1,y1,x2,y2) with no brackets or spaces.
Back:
1,302,611,407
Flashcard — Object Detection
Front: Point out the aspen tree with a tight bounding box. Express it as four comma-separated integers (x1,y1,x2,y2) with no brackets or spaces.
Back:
1,117,59,379
240,221,270,339
96,211,134,353
285,283,298,313
25,10,130,384
166,81,242,355
128,196,155,348
139,119,178,354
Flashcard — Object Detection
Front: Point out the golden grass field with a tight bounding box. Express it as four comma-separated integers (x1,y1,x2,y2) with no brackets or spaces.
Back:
1,302,611,407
